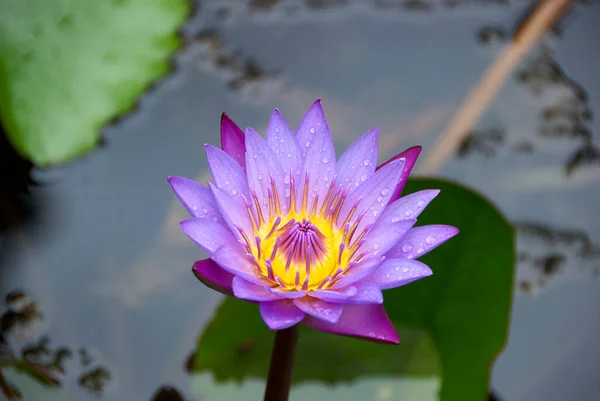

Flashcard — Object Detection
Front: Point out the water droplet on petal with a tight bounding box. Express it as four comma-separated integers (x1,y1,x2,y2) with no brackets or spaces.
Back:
322,157,329,164
386,273,391,279
212,217,218,221
402,243,413,253
417,200,425,207
284,176,290,184
191,205,198,211
426,236,435,245
360,174,367,182
274,127,280,133
305,141,311,147
231,189,238,195
417,247,425,254
405,209,413,217
402,267,410,273
280,138,284,143
381,189,389,196
309,127,316,134
362,159,370,166
376,195,383,202
391,216,401,223
258,174,263,180
202,208,208,214
287,153,292,158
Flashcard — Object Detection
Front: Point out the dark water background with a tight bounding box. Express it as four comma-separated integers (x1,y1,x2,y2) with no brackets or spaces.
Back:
1,1,599,400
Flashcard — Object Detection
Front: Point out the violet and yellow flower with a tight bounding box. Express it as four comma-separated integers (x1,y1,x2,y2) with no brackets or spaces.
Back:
169,100,458,344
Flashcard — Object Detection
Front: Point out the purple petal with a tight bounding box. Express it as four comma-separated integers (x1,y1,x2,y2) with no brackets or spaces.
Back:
266,109,303,186
366,258,433,290
337,159,405,232
360,219,416,257
180,218,238,254
244,128,287,215
335,127,378,194
293,297,344,324
232,276,280,301
334,256,385,288
303,304,400,344
309,286,358,303
205,145,250,202
269,288,307,299
297,101,336,212
211,246,267,286
192,258,234,296
380,189,440,222
377,146,422,202
260,299,305,330
386,225,459,260
296,100,330,157
209,184,253,239
168,176,224,224
347,281,383,304
220,113,246,171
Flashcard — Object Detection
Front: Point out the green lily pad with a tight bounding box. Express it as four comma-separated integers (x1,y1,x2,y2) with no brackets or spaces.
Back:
195,298,440,384
0,0,191,166
193,178,514,401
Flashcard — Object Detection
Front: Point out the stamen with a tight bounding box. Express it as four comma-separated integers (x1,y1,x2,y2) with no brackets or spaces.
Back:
275,276,286,289
236,226,253,251
265,259,274,280
310,193,319,217
317,276,332,290
246,254,262,268
344,212,366,246
302,276,310,291
331,185,352,226
255,236,262,260
278,219,328,269
301,172,310,213
242,195,259,232
338,242,345,264
319,176,337,216
341,198,362,228
289,169,296,213
330,267,344,281
324,186,342,218
350,223,373,251
265,216,282,238
270,175,282,215
267,187,274,217
252,193,266,227
270,236,280,260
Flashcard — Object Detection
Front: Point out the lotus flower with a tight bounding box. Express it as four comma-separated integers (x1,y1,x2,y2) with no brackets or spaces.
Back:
168,100,458,344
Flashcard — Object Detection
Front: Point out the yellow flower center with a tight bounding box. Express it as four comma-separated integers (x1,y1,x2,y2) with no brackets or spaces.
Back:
239,173,368,291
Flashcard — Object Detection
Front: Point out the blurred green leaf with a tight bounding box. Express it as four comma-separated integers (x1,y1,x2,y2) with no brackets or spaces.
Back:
0,0,191,166
195,298,440,384
390,178,514,401
194,178,514,401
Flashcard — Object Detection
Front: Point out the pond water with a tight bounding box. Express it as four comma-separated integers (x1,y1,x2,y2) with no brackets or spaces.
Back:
1,1,599,400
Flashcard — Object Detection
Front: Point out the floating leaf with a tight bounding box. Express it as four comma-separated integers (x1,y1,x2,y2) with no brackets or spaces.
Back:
0,0,191,165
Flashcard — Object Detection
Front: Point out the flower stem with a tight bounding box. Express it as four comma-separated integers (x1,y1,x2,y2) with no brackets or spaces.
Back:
263,325,299,401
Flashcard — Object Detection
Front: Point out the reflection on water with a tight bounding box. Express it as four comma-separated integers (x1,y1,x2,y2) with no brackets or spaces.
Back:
0,0,599,400
0,291,112,400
